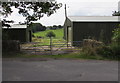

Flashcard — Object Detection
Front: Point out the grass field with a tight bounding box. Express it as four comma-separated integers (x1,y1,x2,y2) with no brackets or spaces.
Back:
33,29,64,39
32,29,65,45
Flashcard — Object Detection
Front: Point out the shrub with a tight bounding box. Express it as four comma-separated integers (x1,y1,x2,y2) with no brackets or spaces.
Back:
46,31,56,51
81,27,120,60
37,36,43,38
83,39,103,48
112,28,120,43
46,31,56,38
95,46,113,58
82,39,103,56
110,43,120,58
110,28,120,59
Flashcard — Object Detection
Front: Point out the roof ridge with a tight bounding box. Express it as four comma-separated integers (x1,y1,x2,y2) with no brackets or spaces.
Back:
67,16,119,22
68,16,119,17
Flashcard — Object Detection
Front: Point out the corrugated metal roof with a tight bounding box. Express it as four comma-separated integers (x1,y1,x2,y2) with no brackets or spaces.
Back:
68,16,120,22
3,24,27,29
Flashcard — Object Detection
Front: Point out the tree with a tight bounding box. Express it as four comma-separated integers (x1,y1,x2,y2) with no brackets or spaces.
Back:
52,25,57,29
58,25,63,29
112,12,120,53
46,31,56,52
47,26,53,30
112,11,120,16
0,1,62,27
2,19,14,28
29,23,46,33
42,26,47,31
111,26,120,57
112,27,120,43
46,31,55,38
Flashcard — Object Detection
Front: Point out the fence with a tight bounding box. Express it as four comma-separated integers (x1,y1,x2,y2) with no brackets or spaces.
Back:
21,41,83,55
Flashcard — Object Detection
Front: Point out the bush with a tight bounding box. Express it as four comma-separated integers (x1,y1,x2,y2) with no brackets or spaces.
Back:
110,28,120,59
96,46,113,58
81,27,120,60
83,39,103,48
110,43,120,58
82,39,104,56
46,31,56,38
112,28,120,43
37,36,43,38
82,39,118,59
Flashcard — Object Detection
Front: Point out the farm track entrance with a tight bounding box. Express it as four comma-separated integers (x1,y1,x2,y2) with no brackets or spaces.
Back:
21,41,82,55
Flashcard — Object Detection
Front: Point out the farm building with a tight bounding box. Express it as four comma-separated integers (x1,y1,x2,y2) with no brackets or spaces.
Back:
2,24,32,42
64,16,120,46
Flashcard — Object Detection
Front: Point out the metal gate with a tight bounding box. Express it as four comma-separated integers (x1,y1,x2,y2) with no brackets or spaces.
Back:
21,41,82,55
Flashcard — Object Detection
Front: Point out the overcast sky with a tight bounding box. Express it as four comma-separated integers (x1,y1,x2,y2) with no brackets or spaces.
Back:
2,0,120,26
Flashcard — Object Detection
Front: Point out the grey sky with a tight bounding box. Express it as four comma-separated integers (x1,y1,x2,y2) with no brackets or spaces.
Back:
1,0,120,26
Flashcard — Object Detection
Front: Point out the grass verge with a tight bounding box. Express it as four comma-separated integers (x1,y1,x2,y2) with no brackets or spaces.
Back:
3,51,119,61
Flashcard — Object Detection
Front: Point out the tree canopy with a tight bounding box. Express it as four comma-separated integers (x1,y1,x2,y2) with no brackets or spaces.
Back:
112,11,120,16
29,23,46,33
46,31,56,38
0,1,62,26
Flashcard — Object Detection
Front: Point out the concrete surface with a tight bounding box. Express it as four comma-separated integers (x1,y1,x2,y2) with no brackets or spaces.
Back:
2,59,118,81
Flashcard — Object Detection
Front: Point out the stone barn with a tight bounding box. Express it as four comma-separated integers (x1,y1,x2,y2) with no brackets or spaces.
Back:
64,16,120,46
2,24,32,42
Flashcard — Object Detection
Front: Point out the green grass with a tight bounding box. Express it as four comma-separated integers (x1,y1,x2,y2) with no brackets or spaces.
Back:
32,38,66,46
3,52,119,61
33,29,64,39
32,29,65,46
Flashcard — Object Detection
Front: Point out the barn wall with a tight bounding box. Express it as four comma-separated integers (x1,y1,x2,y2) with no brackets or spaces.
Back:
26,27,32,42
72,22,119,43
3,29,27,42
63,17,73,41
